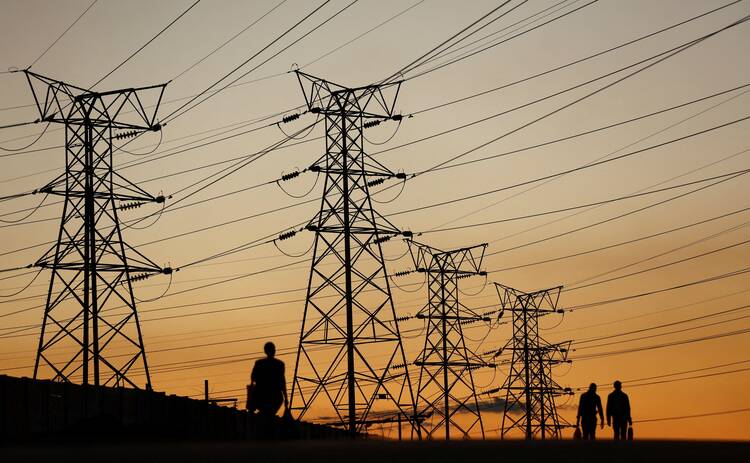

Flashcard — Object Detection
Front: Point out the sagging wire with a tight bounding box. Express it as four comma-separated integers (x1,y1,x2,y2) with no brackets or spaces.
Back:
133,271,174,303
363,114,405,146
540,309,566,330
487,315,507,330
371,174,407,204
554,360,574,377
399,317,427,339
122,200,167,230
458,272,489,296
464,320,493,343
475,364,499,389
0,268,42,297
276,168,320,198
556,392,575,409
0,268,36,282
0,121,51,152
118,194,170,230
115,126,164,156
273,228,313,258
390,269,426,293
275,110,315,140
0,193,48,223
383,241,410,262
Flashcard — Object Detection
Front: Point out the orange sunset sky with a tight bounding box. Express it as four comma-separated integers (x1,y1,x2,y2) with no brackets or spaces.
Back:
1,0,749,440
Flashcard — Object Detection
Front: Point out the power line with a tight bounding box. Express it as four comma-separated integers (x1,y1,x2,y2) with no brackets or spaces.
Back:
490,206,750,273
568,265,750,313
575,303,750,345
568,210,750,289
171,0,288,81
565,230,750,293
90,0,201,88
550,287,750,338
635,408,750,423
575,311,750,351
412,13,750,178
7,9,740,212
162,0,336,123
411,0,577,73
410,1,743,116
408,0,602,82
28,0,98,68
487,170,748,257
573,326,750,361
619,363,750,388
381,0,516,83
5,79,740,239
0,123,51,152
122,84,750,237
302,0,425,70
410,167,750,233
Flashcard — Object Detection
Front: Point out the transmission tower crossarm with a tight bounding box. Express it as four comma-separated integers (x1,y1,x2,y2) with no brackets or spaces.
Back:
24,70,167,129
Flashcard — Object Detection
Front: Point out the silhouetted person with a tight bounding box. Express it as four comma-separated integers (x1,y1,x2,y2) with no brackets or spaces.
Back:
248,342,288,417
577,383,603,440
606,380,632,440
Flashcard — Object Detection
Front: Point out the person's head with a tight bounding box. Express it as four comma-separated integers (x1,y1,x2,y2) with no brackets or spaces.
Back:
614,380,622,391
264,341,276,358
588,382,597,393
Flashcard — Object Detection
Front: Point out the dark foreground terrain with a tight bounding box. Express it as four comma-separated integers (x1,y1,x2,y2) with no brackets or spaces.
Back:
3,440,749,463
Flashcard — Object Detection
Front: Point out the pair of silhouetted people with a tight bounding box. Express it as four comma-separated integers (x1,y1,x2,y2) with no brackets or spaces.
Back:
247,342,288,417
576,381,632,440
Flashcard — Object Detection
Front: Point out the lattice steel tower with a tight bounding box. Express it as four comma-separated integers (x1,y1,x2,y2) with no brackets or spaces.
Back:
494,283,572,439
289,71,417,436
24,71,169,389
408,241,493,440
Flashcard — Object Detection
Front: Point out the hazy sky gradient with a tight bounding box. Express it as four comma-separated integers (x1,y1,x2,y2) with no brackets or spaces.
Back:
1,0,749,440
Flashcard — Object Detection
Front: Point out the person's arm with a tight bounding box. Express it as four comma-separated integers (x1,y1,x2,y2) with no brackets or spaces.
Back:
606,395,611,426
250,361,258,386
576,396,582,426
625,394,632,425
597,396,604,428
281,364,289,409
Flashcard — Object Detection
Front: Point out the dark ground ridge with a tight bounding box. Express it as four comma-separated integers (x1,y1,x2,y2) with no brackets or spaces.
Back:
3,440,749,463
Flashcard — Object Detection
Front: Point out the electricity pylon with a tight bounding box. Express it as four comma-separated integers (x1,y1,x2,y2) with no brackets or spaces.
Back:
408,240,493,440
289,71,417,437
24,71,170,389
494,283,572,439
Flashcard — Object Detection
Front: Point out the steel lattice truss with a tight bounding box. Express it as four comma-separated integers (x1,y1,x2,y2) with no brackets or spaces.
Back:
290,71,417,436
494,283,572,439
25,71,169,389
409,240,493,440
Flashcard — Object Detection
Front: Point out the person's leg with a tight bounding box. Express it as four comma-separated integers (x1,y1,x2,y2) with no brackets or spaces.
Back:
612,420,620,440
582,420,597,440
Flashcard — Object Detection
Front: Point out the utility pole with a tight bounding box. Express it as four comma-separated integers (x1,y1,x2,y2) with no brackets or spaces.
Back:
289,71,417,438
409,240,493,440
494,283,572,439
25,71,170,389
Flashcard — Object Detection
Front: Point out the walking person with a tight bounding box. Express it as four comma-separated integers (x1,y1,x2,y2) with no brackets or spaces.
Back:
247,341,288,417
576,383,604,440
606,380,632,440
